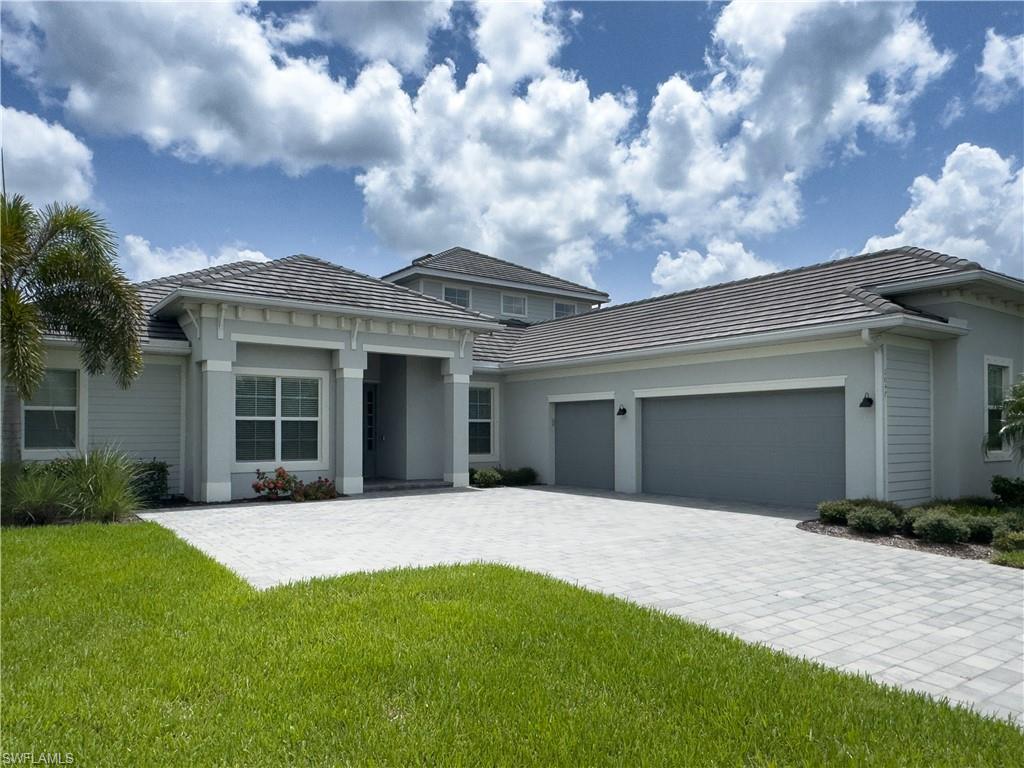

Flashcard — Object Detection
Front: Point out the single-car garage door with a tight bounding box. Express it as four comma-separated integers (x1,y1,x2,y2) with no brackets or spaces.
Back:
641,388,845,508
555,400,615,490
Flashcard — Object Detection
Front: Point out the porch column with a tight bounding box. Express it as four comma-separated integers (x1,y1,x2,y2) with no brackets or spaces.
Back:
200,360,233,502
443,372,470,487
333,350,367,495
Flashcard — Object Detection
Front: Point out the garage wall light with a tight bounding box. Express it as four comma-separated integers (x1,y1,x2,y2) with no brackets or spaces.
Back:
616,405,628,416
859,393,874,408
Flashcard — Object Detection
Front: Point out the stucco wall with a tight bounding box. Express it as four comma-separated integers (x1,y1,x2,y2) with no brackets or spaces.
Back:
497,339,880,499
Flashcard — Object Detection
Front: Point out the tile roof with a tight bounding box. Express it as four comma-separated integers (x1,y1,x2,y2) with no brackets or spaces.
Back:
147,254,497,325
475,247,984,366
384,246,610,301
472,324,527,364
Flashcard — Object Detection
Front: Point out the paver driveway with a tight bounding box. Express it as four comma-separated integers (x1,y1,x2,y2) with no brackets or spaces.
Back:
141,487,1024,724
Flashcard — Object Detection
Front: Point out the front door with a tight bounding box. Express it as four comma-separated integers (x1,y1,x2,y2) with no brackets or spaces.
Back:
363,383,378,479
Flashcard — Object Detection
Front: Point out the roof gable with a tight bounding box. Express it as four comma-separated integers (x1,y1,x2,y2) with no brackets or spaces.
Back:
383,246,610,301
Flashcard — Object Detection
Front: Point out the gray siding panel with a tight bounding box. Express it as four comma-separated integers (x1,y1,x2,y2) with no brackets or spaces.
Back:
885,345,932,505
88,361,183,493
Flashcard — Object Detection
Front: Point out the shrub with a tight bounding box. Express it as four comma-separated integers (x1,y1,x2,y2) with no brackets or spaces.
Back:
498,467,538,486
899,507,925,537
847,498,903,514
132,460,169,506
991,475,1024,507
962,515,1001,544
992,529,1024,553
292,477,337,502
253,467,298,499
991,550,1024,569
847,507,898,534
912,508,970,545
817,500,856,525
10,467,72,525
471,467,502,488
55,449,142,522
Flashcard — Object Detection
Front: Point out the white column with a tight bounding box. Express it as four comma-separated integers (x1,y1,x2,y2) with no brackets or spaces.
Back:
443,372,470,487
614,391,639,494
334,366,365,495
200,360,233,502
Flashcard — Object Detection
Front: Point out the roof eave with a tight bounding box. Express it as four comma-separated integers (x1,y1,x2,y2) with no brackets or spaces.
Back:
871,270,1024,300
152,287,502,332
382,265,609,303
492,314,967,372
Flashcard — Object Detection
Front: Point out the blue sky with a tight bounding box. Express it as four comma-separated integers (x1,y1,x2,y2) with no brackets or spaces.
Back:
2,1,1022,302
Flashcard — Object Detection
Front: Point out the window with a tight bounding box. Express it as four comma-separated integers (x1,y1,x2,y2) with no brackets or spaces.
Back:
444,286,470,308
554,301,577,319
985,359,1012,456
501,293,527,317
23,370,78,449
235,374,321,463
469,387,493,455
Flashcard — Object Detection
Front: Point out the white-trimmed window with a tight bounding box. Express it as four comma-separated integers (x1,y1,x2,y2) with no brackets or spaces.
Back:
444,285,471,308
985,357,1012,459
469,386,495,457
554,301,577,319
23,369,79,450
235,372,327,467
501,293,527,317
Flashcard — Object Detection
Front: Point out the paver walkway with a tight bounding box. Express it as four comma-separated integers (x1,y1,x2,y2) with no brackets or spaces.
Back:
141,487,1024,723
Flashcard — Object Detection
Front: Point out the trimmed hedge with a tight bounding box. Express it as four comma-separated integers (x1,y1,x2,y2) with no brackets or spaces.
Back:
992,475,1024,507
471,467,502,488
912,509,970,544
133,460,170,505
499,467,538,486
993,529,1024,553
847,507,898,535
817,500,857,525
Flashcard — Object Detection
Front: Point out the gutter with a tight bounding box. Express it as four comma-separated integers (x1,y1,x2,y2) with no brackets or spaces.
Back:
152,287,503,333
381,266,609,303
481,314,968,373
44,336,192,356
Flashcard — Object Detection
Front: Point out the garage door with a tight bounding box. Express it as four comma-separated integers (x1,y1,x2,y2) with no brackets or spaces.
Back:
554,400,614,490
641,388,845,507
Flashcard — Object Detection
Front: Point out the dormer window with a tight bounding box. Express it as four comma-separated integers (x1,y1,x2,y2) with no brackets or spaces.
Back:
443,286,470,308
554,301,577,319
501,293,527,317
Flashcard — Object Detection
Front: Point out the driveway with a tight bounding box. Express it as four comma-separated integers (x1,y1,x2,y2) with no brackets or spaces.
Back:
141,487,1024,724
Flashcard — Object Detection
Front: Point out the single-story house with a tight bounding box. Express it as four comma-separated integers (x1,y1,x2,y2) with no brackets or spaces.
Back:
11,245,1023,507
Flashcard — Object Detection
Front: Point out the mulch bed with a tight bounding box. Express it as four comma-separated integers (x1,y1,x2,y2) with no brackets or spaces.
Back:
797,520,994,561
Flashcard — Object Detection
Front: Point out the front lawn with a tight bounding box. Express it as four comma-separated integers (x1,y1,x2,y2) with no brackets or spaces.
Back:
2,523,1021,766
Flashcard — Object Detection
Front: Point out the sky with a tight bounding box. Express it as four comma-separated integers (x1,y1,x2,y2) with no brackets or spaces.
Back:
1,1,1022,303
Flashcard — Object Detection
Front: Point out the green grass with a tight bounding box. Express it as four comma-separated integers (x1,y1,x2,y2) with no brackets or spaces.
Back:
991,550,1024,569
3,524,1022,766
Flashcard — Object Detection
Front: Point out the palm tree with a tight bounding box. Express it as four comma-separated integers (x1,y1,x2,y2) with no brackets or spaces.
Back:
1000,378,1024,463
1,193,143,461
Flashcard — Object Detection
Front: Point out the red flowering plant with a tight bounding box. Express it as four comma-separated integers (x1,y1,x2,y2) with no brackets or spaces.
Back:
292,477,338,502
252,467,299,500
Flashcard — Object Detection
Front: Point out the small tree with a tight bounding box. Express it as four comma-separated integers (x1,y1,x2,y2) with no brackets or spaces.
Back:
1000,377,1024,463
1,194,144,462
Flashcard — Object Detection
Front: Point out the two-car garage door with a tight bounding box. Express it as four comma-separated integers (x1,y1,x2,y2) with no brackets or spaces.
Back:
641,388,845,508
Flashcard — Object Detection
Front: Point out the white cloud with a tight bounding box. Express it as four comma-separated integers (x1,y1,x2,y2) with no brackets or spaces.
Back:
1,106,93,205
976,29,1024,110
2,1,957,290
864,143,1023,275
3,2,415,175
268,1,452,74
939,96,964,127
123,234,268,282
623,2,953,247
472,0,564,84
650,239,778,294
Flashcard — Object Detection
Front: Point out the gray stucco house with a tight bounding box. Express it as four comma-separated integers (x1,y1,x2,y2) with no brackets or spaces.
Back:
15,245,1023,507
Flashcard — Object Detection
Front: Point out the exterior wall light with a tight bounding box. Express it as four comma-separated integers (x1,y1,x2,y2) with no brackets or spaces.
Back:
616,405,628,416
859,393,874,408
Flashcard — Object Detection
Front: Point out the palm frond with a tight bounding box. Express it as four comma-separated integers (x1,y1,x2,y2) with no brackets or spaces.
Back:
1,288,45,399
